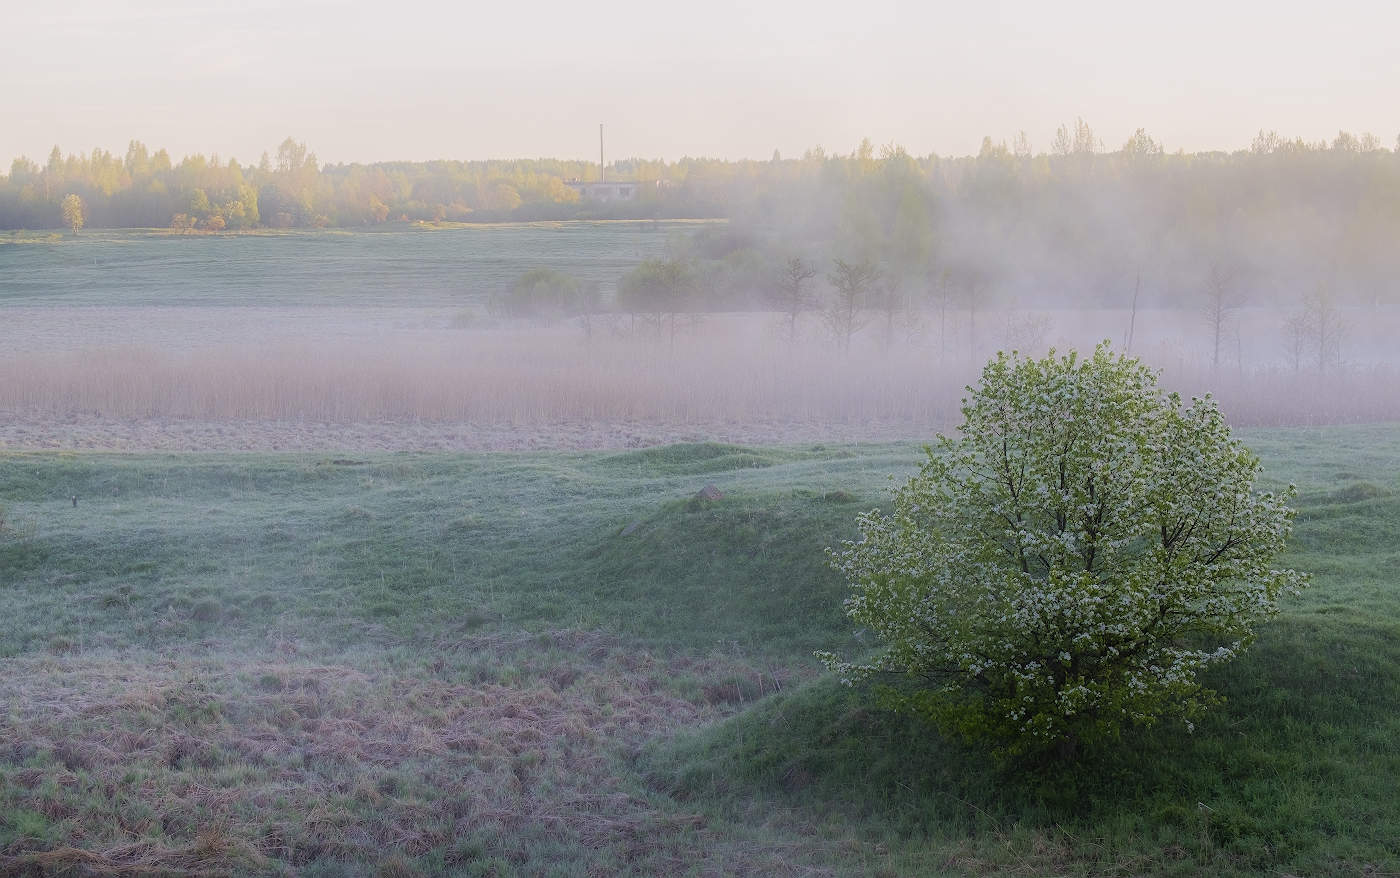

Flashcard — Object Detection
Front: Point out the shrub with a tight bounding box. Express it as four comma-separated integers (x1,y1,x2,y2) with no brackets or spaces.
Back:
617,258,698,341
818,344,1307,759
497,268,588,322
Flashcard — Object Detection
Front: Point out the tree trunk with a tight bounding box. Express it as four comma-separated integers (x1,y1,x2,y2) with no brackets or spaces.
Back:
1054,734,1079,762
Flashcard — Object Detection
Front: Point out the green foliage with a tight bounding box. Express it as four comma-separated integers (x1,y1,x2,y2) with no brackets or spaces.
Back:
820,344,1308,757
0,429,1397,874
0,139,708,231
618,257,700,340
0,442,900,658
618,258,696,312
496,267,592,322
823,257,880,350
597,442,776,476
0,224,687,308
652,601,1400,876
8,135,1400,311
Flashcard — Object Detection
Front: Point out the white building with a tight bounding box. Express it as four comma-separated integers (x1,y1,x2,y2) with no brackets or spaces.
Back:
565,181,641,202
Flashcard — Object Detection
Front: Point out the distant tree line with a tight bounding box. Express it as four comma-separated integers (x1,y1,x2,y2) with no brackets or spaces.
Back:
717,126,1400,312
0,138,720,232
6,125,1400,314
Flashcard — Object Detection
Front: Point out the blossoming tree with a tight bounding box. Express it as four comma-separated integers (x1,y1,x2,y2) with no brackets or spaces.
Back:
819,344,1307,758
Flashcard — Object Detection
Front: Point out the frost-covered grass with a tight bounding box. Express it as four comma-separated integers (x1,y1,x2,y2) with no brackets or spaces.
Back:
0,224,681,307
1,426,1397,875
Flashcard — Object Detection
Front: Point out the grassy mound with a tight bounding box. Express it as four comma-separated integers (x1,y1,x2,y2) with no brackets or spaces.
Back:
581,488,867,653
597,442,781,476
0,444,911,658
645,608,1400,875
640,426,1400,876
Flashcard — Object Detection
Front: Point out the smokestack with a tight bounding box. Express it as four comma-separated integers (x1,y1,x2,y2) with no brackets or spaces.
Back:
599,123,605,184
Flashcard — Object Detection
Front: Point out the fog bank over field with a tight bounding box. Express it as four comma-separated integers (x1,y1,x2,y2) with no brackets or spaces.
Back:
2,302,1397,452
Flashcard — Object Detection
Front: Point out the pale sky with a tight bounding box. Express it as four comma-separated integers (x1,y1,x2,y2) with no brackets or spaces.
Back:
4,0,1397,169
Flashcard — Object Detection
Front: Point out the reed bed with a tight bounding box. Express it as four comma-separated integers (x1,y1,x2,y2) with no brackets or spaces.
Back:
0,333,970,426
2,309,1397,449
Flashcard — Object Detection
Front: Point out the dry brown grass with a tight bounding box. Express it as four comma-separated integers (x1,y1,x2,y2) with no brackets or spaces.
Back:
0,333,966,424
0,634,818,876
3,306,1399,451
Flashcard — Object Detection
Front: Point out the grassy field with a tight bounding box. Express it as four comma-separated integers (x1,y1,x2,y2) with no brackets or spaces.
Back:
1,425,1398,875
0,223,693,307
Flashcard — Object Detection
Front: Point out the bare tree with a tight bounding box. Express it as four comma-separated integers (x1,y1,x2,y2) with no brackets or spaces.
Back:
944,259,993,363
1280,284,1345,374
1282,312,1309,373
1304,284,1346,374
1201,261,1245,371
869,274,908,349
576,281,603,342
769,256,817,343
824,258,880,353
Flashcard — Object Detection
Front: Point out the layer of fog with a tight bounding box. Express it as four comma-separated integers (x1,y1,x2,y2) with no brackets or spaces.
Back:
2,302,1397,451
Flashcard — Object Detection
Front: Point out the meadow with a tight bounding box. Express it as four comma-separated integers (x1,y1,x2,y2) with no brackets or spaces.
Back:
1,426,1398,876
2,225,1399,875
0,224,696,308
4,227,1400,454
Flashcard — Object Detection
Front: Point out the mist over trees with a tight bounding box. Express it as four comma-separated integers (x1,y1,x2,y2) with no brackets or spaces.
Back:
5,127,1400,314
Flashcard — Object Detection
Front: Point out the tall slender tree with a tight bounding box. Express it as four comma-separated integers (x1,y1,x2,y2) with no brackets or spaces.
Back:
60,194,84,235
1201,261,1244,371
824,258,880,353
770,256,817,343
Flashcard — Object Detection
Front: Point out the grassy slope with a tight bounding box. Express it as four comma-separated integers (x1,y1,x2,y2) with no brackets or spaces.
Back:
0,427,1397,875
0,442,909,658
650,426,1400,877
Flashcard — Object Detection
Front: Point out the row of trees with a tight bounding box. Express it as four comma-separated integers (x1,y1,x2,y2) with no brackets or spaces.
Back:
530,125,1397,315
491,252,989,350
0,138,715,231
726,130,1400,312
500,248,1353,376
7,124,1400,313
497,255,886,349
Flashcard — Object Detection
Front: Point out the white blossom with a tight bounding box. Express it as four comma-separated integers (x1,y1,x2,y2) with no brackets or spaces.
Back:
819,344,1308,756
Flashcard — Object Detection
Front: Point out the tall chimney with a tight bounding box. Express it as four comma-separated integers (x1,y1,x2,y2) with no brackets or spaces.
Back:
599,123,605,184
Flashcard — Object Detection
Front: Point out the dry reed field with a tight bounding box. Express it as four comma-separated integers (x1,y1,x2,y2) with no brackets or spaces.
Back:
2,305,1398,451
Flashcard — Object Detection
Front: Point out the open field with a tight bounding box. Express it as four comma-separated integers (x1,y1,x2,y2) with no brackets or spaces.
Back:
0,225,693,308
2,425,1399,875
